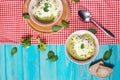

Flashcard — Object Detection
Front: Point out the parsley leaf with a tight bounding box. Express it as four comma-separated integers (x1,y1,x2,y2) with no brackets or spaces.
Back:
81,43,84,49
44,3,49,7
11,47,17,56
61,20,69,28
21,37,32,48
47,51,58,62
36,37,47,51
88,28,97,34
73,0,79,2
44,7,49,12
52,25,62,32
22,13,30,19
103,48,112,61
44,3,49,12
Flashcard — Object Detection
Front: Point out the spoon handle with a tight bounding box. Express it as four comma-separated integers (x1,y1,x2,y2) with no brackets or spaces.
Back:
91,20,115,38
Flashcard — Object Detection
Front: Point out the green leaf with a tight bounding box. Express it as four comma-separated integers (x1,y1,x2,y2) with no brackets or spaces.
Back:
22,13,30,19
22,42,31,48
44,3,49,7
11,47,17,56
103,49,112,61
21,37,32,48
47,51,58,62
88,28,97,34
81,43,84,49
49,55,58,62
36,37,41,44
44,3,49,12
44,7,49,12
48,51,55,58
61,20,69,28
73,0,79,2
38,43,47,51
52,25,62,32
36,37,47,51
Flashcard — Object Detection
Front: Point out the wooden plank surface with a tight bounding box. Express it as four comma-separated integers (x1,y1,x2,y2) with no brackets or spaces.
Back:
0,44,120,80
0,45,6,80
5,45,23,80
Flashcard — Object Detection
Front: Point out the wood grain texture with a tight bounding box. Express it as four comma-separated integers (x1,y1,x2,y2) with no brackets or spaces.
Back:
0,44,120,80
0,45,6,80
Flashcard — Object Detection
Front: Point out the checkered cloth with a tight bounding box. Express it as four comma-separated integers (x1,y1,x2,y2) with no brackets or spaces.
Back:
0,0,120,44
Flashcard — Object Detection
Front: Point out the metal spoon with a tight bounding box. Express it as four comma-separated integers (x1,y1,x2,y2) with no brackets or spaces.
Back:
78,10,115,38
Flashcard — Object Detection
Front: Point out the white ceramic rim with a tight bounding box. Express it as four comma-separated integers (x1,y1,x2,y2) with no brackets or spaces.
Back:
65,30,99,65
28,0,63,26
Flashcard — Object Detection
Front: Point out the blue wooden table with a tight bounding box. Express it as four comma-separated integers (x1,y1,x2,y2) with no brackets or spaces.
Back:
0,44,120,80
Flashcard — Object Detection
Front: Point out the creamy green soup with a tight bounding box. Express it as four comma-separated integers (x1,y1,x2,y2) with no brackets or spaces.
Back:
32,0,62,24
67,34,96,61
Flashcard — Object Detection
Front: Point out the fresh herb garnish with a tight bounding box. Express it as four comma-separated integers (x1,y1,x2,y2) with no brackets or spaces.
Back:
36,37,47,51
61,20,69,28
81,43,84,49
22,13,30,19
44,3,49,12
44,3,49,7
103,48,112,61
73,0,79,2
44,7,49,12
52,25,62,32
88,28,97,34
11,47,17,56
21,37,32,48
47,51,58,62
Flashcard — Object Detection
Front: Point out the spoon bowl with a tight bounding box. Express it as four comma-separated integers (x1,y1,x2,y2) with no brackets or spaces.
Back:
78,10,91,22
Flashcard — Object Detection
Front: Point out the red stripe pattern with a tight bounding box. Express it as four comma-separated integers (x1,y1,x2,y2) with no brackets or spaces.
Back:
0,0,120,44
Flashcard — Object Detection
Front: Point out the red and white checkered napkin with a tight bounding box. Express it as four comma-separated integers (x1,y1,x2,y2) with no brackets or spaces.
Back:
0,0,120,44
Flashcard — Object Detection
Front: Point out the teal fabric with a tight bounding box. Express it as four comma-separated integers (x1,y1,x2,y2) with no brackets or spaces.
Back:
0,44,120,80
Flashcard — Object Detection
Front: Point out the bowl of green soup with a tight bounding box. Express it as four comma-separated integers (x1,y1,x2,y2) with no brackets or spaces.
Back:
65,30,99,64
29,0,63,26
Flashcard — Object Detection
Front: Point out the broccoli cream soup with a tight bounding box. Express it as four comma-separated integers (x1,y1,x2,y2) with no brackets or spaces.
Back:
32,0,62,24
66,33,96,61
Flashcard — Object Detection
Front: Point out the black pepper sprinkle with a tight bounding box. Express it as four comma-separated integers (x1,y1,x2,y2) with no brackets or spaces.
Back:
32,7,34,9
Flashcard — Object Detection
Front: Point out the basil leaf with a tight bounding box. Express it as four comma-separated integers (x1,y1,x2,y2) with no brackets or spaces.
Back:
88,28,97,34
61,20,69,28
73,0,79,2
103,49,112,60
44,3,49,12
47,51,58,62
44,3,49,7
11,47,17,56
21,37,32,48
44,7,49,12
48,51,55,58
49,55,58,62
52,25,62,32
21,41,31,48
81,43,84,49
22,13,30,19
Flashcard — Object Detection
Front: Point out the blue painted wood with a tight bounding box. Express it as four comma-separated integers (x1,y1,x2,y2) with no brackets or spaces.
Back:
0,45,6,80
5,45,23,80
22,45,40,80
0,44,120,80
40,45,57,80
